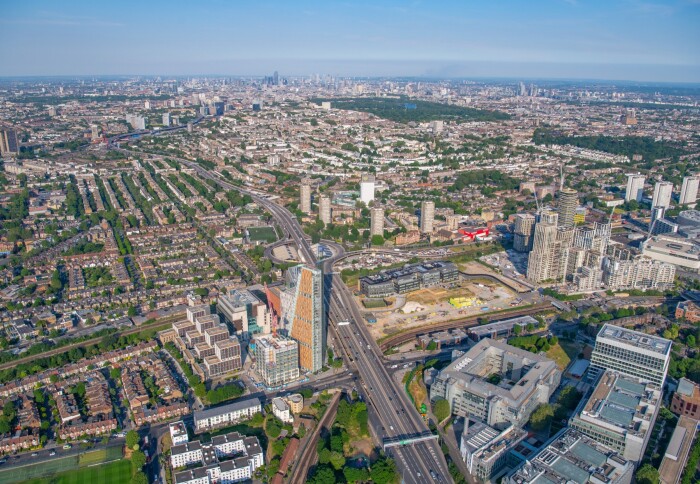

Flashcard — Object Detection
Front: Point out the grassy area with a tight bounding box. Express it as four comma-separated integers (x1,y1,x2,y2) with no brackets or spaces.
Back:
0,446,123,484
408,373,428,411
559,340,582,360
247,226,278,243
77,446,122,466
546,343,572,371
404,364,427,411
24,460,132,484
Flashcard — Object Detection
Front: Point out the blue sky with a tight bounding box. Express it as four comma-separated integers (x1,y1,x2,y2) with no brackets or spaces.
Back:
1,0,699,81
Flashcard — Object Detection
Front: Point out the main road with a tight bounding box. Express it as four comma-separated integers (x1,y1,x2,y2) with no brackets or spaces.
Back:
182,161,453,482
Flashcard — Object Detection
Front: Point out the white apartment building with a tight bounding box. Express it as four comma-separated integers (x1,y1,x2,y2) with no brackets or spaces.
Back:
652,181,673,209
193,398,262,433
625,174,645,203
680,175,699,205
271,397,293,423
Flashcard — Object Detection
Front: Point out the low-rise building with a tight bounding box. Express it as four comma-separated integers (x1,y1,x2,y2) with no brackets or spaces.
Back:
172,431,263,483
286,394,303,414
671,378,700,419
676,300,700,323
170,421,189,446
460,421,526,482
271,397,293,423
193,397,262,433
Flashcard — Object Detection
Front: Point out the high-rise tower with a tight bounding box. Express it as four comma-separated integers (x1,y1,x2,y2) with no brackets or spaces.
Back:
680,176,699,205
370,206,384,236
557,188,578,229
625,174,645,203
285,265,324,373
300,181,311,215
319,195,331,225
420,201,435,234
652,181,673,209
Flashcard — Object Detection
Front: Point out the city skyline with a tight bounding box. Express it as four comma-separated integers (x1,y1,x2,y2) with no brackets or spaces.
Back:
1,0,699,82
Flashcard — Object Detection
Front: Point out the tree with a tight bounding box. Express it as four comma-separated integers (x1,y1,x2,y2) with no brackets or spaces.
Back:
329,451,346,470
432,398,451,422
370,456,397,484
688,335,697,347
266,417,282,439
309,465,336,484
131,450,146,472
127,306,138,317
635,463,660,484
125,430,139,449
130,472,148,484
318,448,332,465
529,404,554,431
344,467,370,483
513,324,522,335
371,234,385,246
557,386,582,410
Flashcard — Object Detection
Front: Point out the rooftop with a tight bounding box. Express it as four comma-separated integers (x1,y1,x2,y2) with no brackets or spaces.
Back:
193,397,262,422
437,338,559,404
576,371,661,436
508,428,633,484
597,323,672,356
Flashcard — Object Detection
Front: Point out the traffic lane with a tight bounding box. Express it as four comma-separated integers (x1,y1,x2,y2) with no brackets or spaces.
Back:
332,286,450,480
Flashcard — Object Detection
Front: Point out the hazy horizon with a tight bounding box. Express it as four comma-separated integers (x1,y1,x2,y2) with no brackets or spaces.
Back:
1,0,699,82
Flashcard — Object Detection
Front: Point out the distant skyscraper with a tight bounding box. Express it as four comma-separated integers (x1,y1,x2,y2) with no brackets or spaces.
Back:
625,174,645,203
162,112,171,127
370,206,384,236
420,200,435,234
680,176,699,205
319,195,331,225
90,125,101,141
359,174,375,205
513,213,536,252
273,71,279,86
285,265,324,373
652,181,673,209
300,182,311,215
0,128,19,156
557,188,578,229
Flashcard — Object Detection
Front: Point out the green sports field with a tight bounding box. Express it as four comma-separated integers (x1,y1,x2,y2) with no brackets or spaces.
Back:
247,225,278,242
24,459,131,484
0,446,124,484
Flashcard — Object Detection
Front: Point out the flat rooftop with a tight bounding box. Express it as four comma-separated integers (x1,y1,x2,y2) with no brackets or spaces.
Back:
658,415,698,484
577,371,660,435
438,338,559,404
193,397,261,422
508,428,632,484
597,323,671,356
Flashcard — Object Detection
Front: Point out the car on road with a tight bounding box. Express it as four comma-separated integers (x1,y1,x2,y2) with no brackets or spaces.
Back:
49,451,56,456
63,444,72,450
31,453,38,457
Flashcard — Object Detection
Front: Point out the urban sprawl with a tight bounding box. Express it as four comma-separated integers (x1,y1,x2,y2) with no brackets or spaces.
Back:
0,75,699,484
